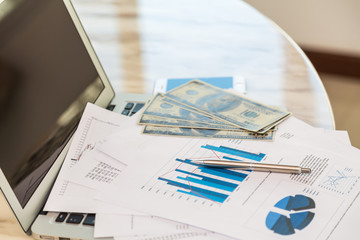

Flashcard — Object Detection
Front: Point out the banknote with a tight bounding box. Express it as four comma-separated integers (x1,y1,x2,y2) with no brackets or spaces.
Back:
160,95,216,119
139,114,251,131
164,80,290,132
142,125,274,140
256,114,291,134
140,93,233,127
159,95,280,133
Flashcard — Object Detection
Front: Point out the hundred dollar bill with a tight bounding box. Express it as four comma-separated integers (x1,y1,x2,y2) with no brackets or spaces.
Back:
160,95,216,119
164,80,291,132
160,95,281,134
142,125,274,141
255,105,290,133
140,93,233,127
257,114,291,134
139,114,251,131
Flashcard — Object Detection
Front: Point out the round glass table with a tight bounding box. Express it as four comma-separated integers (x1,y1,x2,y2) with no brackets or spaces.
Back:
0,0,335,239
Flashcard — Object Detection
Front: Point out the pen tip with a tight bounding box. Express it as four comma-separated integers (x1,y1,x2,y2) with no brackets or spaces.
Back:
301,168,311,174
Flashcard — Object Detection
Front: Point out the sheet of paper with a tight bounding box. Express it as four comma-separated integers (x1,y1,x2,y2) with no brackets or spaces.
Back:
58,111,354,239
304,138,360,240
94,214,215,238
319,128,351,146
65,148,125,190
93,116,360,239
54,108,219,239
44,103,136,213
113,232,231,240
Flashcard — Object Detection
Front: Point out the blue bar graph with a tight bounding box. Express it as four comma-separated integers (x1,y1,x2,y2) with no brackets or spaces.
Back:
175,158,247,181
154,144,267,204
177,189,227,203
175,158,199,166
199,167,247,182
157,158,251,203
201,145,265,162
159,177,229,203
176,176,238,192
175,169,239,191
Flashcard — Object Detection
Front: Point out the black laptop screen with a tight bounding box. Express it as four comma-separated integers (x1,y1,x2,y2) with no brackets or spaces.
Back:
0,0,105,208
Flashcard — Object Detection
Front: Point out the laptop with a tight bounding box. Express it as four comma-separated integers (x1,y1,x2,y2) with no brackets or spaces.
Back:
0,0,151,239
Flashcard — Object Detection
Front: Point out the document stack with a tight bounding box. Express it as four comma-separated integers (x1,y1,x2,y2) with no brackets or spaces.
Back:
43,81,360,240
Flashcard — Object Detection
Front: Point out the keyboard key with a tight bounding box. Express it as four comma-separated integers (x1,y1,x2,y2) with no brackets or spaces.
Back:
121,109,130,116
106,104,116,111
55,212,68,222
83,214,95,226
131,103,145,114
39,210,48,215
124,102,134,110
66,213,84,224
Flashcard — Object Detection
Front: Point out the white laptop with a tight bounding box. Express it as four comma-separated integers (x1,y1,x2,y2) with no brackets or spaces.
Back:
0,0,151,239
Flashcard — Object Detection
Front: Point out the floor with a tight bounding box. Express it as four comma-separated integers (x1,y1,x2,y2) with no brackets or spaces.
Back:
320,73,360,148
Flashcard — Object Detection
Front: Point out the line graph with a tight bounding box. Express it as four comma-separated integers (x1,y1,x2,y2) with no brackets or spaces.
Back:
143,142,266,205
318,166,360,195
58,114,121,196
324,170,353,188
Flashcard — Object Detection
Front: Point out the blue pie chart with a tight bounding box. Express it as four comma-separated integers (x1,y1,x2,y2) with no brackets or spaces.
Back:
266,194,315,235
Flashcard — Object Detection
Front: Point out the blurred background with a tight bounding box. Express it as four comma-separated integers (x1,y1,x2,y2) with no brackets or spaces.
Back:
244,0,360,148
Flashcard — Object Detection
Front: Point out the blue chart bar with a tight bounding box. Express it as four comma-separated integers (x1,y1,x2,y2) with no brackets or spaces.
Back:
175,158,248,181
175,158,199,166
175,169,238,191
159,177,229,203
201,145,265,162
176,175,238,192
157,158,249,203
199,167,247,182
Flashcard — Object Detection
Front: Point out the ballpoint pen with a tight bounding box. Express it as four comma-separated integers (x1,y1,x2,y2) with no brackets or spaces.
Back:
191,159,311,174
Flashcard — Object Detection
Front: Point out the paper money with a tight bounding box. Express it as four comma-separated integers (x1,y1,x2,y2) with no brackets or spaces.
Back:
138,80,287,140
139,114,250,131
164,80,290,132
256,114,291,134
140,93,233,127
160,95,215,119
142,125,274,141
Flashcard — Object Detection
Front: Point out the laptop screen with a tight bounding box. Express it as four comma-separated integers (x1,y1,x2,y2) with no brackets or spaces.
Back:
0,0,106,208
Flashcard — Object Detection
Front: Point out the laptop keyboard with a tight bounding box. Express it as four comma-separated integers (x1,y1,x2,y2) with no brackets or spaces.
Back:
65,213,84,224
41,102,144,227
51,212,95,226
120,102,145,116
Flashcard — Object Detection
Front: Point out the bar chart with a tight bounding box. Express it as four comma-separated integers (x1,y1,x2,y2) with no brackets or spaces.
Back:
149,144,266,204
201,145,265,162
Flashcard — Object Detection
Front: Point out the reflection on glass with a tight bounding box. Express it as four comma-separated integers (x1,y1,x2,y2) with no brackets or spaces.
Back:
0,0,105,207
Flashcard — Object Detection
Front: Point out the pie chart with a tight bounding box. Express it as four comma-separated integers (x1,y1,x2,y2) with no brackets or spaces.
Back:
266,194,315,235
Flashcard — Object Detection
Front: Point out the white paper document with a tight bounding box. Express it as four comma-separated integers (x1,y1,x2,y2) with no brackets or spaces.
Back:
94,213,217,238
48,105,360,240
44,103,134,213
113,232,231,240
92,116,360,239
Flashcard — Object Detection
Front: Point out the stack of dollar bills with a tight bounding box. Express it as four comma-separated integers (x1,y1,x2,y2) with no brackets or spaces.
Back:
137,80,291,140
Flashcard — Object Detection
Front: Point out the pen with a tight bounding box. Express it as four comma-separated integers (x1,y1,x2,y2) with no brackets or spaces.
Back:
192,160,311,174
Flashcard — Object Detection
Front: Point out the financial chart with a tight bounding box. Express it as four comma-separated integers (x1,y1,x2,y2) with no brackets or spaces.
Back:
318,166,360,195
266,194,315,235
141,140,266,205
